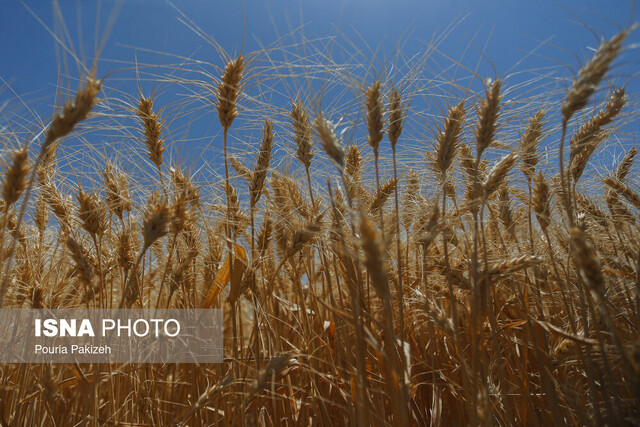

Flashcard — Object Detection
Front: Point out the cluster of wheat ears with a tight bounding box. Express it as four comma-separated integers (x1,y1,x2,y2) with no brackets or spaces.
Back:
0,13,639,426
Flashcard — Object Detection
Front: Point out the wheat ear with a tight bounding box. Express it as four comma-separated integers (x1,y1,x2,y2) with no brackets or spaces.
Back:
520,109,545,181
250,120,274,208
433,101,465,181
475,79,501,156
314,114,345,169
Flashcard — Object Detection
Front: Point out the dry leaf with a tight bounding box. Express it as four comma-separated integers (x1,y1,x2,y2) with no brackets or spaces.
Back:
203,244,247,308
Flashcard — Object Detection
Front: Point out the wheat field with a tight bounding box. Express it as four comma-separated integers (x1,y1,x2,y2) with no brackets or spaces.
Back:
0,3,639,426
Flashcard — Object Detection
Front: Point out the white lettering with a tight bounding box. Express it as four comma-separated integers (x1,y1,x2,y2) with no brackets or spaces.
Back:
43,319,57,337
165,319,180,337
77,319,95,337
102,319,115,335
33,319,95,337
117,319,131,336
133,319,149,337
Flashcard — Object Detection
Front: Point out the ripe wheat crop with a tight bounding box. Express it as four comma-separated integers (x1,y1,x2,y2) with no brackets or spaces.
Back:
0,4,639,426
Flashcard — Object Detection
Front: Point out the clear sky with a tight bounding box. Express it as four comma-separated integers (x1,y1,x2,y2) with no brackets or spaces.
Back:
0,0,638,185
2,0,637,93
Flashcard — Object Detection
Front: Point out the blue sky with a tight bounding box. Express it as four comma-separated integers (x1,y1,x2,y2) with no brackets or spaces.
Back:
0,0,638,189
2,0,637,94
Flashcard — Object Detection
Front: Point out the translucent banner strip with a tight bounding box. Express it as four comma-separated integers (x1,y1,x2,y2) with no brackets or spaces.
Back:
0,309,223,363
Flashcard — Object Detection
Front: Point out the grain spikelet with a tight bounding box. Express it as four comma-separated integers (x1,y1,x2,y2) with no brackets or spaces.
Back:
571,129,613,182
520,109,545,180
77,189,107,238
227,243,248,304
170,167,201,207
216,56,245,131
575,192,609,229
270,172,311,220
482,152,518,197
290,102,314,168
606,189,635,225
36,142,57,184
416,203,441,248
552,174,571,218
314,114,345,168
534,172,552,231
171,191,188,234
2,147,30,208
359,214,390,300
45,76,100,146
257,217,272,258
570,88,625,163
230,157,251,183
345,145,361,180
102,163,132,220
143,201,170,248
287,213,324,258
117,227,136,271
603,177,640,211
33,196,48,234
66,236,94,287
250,120,274,207
137,95,166,167
42,183,71,232
489,255,542,276
460,143,476,178
366,80,385,155
388,88,404,148
562,29,629,123
498,186,515,235
370,177,398,214
475,79,501,155
615,146,637,181
433,101,465,180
